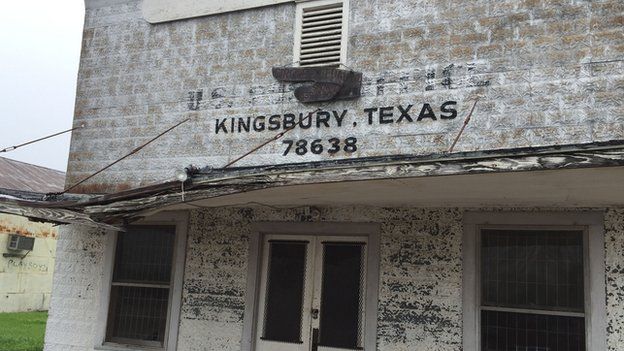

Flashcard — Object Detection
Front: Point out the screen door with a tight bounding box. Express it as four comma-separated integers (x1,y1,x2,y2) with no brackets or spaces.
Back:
255,235,367,351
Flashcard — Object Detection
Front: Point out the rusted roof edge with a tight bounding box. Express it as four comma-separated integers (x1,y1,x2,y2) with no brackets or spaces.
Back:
5,139,624,208
208,138,624,175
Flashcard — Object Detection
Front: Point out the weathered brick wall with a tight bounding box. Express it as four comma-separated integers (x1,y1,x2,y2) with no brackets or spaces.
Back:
43,207,624,351
180,207,463,351
180,207,624,351
68,0,624,192
44,225,107,351
605,208,624,350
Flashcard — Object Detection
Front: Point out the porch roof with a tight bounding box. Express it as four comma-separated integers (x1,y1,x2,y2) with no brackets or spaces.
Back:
1,140,623,231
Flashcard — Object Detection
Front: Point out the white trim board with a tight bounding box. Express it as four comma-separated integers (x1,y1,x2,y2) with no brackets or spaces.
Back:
85,0,129,10
462,211,607,351
143,0,293,23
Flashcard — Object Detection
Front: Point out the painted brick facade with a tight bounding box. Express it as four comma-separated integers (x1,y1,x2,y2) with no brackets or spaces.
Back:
45,207,624,350
179,207,463,351
44,224,107,351
46,0,624,349
605,208,624,349
68,0,623,193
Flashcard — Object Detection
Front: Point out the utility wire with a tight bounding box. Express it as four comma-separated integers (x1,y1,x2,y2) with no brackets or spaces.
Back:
0,124,85,153
61,117,191,194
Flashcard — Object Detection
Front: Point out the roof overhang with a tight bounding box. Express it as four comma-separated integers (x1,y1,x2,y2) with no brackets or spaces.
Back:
1,140,623,230
165,166,624,209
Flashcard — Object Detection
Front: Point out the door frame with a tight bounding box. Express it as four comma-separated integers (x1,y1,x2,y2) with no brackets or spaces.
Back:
242,222,381,351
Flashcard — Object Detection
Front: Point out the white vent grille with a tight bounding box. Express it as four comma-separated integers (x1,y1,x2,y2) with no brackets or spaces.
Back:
297,2,345,67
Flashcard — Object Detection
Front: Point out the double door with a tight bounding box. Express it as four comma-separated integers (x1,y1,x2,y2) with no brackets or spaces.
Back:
255,235,367,351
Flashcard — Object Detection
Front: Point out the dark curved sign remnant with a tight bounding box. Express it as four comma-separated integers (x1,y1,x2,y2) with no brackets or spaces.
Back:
272,66,362,103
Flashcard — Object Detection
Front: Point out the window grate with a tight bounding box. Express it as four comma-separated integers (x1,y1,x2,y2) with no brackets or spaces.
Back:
297,2,344,67
481,310,585,351
481,230,584,312
261,241,308,343
318,242,365,349
480,229,586,351
112,226,175,285
106,225,176,346
108,286,169,342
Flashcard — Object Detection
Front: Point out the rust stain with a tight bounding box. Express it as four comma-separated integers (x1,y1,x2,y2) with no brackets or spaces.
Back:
0,217,58,239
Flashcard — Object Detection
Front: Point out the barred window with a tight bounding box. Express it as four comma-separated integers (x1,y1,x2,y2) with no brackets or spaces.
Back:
480,229,586,351
106,225,176,347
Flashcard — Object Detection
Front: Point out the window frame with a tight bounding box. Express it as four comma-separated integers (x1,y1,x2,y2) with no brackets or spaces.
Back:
462,212,606,351
293,0,350,67
95,211,188,351
241,221,380,351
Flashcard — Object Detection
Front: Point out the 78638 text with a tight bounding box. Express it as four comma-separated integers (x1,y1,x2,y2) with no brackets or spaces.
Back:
282,137,358,156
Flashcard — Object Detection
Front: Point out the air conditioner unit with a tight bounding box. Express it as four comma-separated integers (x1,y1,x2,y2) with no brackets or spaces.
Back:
7,234,35,251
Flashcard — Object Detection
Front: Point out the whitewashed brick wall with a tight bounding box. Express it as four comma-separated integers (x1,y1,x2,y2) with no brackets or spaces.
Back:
67,0,624,193
44,207,624,351
44,225,107,351
605,208,624,349
48,0,624,349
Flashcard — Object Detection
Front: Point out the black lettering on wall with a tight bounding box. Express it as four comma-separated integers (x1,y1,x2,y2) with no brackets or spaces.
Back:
364,108,378,125
333,110,348,127
440,101,458,119
238,117,251,133
215,119,227,134
212,102,461,134
253,116,266,132
425,70,436,91
268,115,281,131
376,78,384,96
211,88,225,99
396,104,413,123
299,113,312,129
316,111,331,128
188,90,203,110
283,113,296,129
417,103,437,121
441,64,454,89
379,107,394,124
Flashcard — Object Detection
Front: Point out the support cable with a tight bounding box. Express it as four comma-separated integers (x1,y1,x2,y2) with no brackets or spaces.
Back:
61,118,191,194
0,124,85,153
448,98,479,153
222,106,326,168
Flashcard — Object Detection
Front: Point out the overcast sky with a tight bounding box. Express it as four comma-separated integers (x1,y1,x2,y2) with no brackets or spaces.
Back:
0,1,84,172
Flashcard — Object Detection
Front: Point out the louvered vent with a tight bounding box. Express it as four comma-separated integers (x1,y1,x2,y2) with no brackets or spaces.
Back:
298,2,344,67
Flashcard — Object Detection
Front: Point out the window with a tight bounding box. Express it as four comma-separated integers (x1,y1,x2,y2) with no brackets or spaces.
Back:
294,0,349,67
106,225,175,346
481,229,585,350
261,240,308,343
97,212,187,350
463,213,607,351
